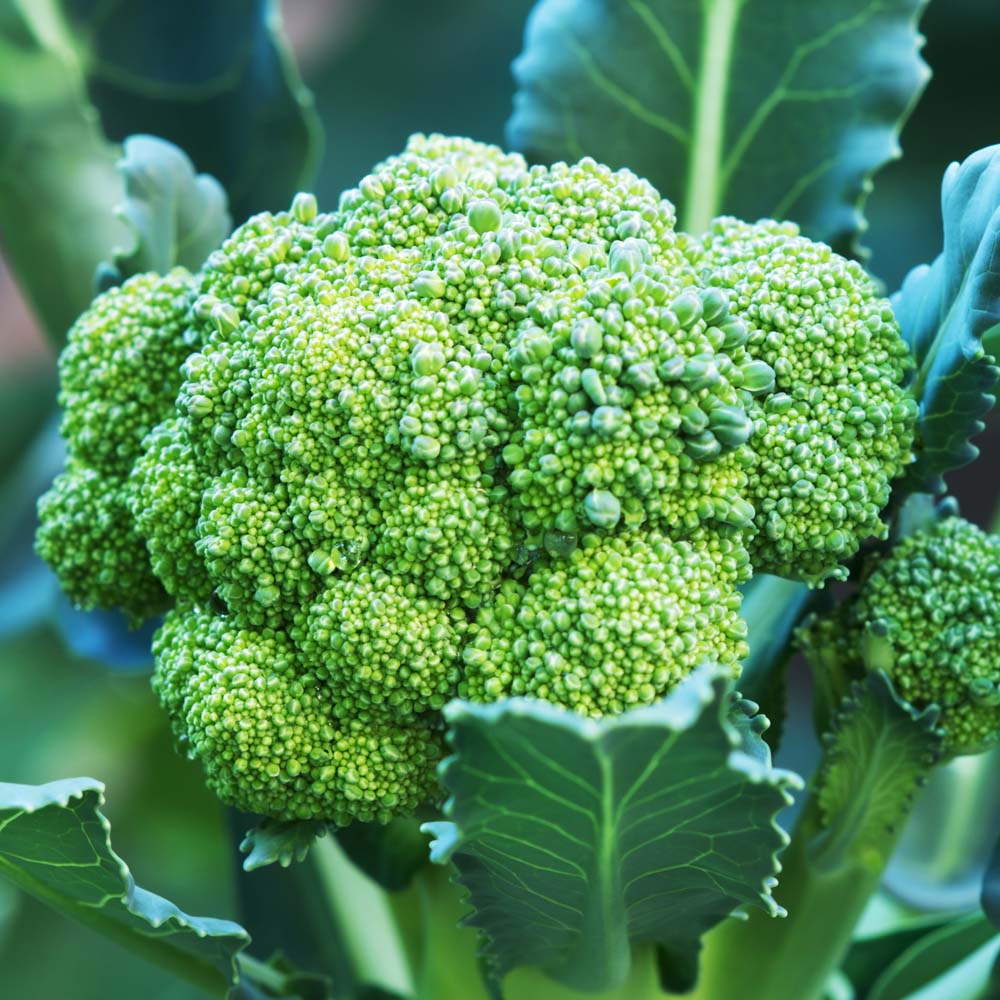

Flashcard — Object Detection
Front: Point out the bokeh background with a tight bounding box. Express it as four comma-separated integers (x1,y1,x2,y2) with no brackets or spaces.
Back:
2,1,1000,996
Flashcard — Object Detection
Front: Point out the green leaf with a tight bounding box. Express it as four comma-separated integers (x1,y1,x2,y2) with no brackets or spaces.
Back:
0,0,128,342
867,914,999,1000
891,145,1000,490
982,829,1000,931
111,134,231,278
59,0,322,221
842,910,955,996
335,815,432,892
507,0,930,248
240,819,328,873
810,672,943,870
424,664,801,993
0,776,249,998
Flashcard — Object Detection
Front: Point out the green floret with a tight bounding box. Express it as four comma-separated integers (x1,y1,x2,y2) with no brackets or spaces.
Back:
301,568,466,719
461,528,750,716
153,608,443,822
36,466,168,621
802,516,1000,755
692,218,918,584
56,268,196,476
128,417,213,604
37,269,196,621
502,253,768,539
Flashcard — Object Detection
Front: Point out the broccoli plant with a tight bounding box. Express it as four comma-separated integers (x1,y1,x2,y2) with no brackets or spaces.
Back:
5,2,1000,1000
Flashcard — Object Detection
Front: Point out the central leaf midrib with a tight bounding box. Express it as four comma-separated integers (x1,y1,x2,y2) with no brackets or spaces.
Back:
682,0,743,235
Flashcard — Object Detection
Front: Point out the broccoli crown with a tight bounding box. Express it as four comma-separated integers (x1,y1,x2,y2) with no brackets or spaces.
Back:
38,134,917,822
803,516,1000,755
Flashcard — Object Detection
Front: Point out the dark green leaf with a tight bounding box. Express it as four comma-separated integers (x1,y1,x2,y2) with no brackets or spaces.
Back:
867,914,998,1000
0,0,128,341
111,134,231,278
507,0,930,249
842,911,955,995
240,819,328,873
60,0,322,221
425,664,801,993
983,829,1000,931
0,777,249,998
810,672,943,870
335,815,431,892
892,145,1000,490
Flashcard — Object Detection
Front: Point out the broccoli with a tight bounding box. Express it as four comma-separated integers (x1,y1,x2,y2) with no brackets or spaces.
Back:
801,513,1000,755
37,134,918,823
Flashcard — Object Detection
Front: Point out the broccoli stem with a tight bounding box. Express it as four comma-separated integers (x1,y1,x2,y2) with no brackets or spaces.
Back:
687,788,902,1000
311,836,415,996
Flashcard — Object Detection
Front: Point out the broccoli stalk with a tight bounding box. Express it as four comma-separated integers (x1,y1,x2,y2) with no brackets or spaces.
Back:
693,507,1000,1000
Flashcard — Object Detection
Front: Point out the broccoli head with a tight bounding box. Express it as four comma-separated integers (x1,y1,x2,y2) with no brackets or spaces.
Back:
802,515,1000,756
37,134,919,822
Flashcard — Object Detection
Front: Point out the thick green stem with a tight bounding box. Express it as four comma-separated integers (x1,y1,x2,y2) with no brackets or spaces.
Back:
689,791,902,1000
312,836,414,996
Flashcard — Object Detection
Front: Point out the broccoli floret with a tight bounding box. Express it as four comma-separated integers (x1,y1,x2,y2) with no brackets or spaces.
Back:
691,219,918,584
36,465,168,619
462,528,750,716
153,608,442,822
802,516,1000,755
36,269,195,620
37,134,921,824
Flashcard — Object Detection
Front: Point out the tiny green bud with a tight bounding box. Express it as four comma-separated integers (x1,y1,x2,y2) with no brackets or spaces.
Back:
291,191,318,223
584,489,622,528
468,199,503,234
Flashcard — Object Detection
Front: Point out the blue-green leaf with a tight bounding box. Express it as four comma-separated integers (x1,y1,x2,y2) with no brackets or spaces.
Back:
111,134,231,279
507,0,930,249
892,145,1000,490
0,0,128,342
424,664,801,993
810,672,943,870
867,914,999,1000
240,819,327,873
60,0,322,220
0,777,249,998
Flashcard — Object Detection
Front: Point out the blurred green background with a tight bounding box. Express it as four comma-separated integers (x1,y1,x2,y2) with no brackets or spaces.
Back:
2,1,1000,997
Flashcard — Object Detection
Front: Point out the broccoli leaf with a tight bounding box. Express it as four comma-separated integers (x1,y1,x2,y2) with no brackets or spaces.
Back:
58,0,322,221
0,0,129,342
507,0,930,250
983,829,1000,932
891,145,1000,491
811,671,943,871
240,819,328,873
424,664,801,993
866,914,998,1000
335,815,431,892
110,134,231,279
0,777,249,998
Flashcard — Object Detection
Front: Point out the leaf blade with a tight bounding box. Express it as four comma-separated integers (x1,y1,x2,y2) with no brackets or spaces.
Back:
0,777,249,998
507,0,930,249
426,665,801,992
891,145,1000,489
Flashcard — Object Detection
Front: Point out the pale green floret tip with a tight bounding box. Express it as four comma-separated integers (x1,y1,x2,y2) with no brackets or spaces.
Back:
37,133,921,824
803,516,1000,757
